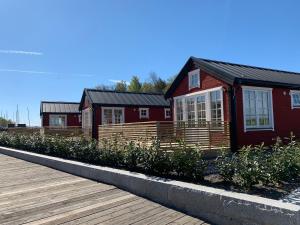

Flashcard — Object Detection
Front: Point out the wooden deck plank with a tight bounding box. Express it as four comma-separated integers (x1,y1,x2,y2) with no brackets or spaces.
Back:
0,154,209,225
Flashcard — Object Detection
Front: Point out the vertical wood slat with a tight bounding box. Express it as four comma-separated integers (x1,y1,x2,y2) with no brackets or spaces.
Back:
98,121,230,151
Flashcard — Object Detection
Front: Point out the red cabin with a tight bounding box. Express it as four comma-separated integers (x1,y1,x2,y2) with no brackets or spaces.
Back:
165,57,300,149
40,101,81,128
79,89,172,139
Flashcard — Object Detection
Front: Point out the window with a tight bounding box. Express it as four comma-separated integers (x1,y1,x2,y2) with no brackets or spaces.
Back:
243,87,273,131
291,91,300,108
82,108,92,128
78,115,82,123
173,87,223,126
196,95,206,122
188,69,200,90
139,108,149,119
175,99,184,121
164,108,171,119
102,107,124,125
49,115,67,127
210,90,222,124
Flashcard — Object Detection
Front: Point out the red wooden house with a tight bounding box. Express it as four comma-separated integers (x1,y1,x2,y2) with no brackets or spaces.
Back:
40,101,81,127
79,89,172,139
165,57,300,149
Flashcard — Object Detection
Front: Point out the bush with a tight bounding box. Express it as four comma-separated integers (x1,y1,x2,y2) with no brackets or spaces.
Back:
171,142,206,181
141,139,172,175
217,136,300,189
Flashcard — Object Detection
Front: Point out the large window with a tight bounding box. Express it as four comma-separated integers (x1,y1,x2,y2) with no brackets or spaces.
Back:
174,87,223,125
291,91,300,109
243,87,273,131
188,69,200,90
49,115,67,127
102,107,124,125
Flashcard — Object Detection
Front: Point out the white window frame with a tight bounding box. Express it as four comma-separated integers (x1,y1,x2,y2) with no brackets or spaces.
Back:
242,86,274,132
290,90,300,109
139,108,149,119
102,107,125,125
188,69,200,90
173,86,224,123
49,114,67,127
164,108,171,119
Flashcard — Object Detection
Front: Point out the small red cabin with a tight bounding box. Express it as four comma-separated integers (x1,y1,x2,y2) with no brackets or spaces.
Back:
165,57,300,149
79,89,172,139
40,101,81,127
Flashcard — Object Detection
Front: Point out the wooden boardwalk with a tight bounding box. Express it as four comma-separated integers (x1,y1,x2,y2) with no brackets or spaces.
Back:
0,154,210,225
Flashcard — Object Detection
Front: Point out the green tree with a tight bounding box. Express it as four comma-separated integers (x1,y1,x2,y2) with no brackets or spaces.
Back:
115,80,128,92
0,117,12,127
149,72,167,93
141,82,154,93
128,76,142,92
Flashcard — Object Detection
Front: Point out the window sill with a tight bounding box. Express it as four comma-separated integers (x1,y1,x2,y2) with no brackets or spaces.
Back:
244,128,274,132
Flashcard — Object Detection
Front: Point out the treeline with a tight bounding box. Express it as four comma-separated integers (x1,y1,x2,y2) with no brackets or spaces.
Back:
96,72,175,94
0,117,12,127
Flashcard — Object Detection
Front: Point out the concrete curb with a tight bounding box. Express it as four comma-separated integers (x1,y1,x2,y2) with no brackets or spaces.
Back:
0,146,299,225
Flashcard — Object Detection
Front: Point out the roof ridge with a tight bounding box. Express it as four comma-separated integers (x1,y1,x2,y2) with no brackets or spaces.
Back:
41,101,80,104
85,88,164,96
192,56,300,75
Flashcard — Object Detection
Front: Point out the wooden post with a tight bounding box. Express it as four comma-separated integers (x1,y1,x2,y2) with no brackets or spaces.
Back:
208,122,212,150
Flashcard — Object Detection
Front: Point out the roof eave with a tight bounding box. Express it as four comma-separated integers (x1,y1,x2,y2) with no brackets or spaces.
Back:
235,78,300,89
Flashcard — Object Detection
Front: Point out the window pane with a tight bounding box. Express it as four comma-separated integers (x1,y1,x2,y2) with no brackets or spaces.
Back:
293,93,300,106
244,89,272,129
176,99,183,121
210,90,222,123
114,109,123,124
103,109,113,125
187,98,195,121
197,95,206,123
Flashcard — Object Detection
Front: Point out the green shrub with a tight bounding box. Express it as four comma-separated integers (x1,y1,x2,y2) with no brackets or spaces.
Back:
171,142,206,181
141,139,172,175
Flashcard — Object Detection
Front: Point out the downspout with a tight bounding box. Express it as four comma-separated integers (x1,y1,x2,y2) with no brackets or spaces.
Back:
229,86,238,152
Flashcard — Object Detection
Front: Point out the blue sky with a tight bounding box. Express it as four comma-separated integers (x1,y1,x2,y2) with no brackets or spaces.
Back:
0,0,299,126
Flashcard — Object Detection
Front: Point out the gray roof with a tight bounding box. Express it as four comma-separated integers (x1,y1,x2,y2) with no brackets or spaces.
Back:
40,102,80,115
83,89,170,107
193,57,300,85
166,57,300,97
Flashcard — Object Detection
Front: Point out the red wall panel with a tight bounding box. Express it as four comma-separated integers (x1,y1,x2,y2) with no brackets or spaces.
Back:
42,113,81,127
235,86,300,147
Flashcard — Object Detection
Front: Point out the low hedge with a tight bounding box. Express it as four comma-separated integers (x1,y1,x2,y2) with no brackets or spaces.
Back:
0,132,299,190
0,132,207,182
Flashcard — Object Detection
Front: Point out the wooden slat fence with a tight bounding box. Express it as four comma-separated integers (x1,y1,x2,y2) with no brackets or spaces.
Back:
41,126,83,137
98,121,230,151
